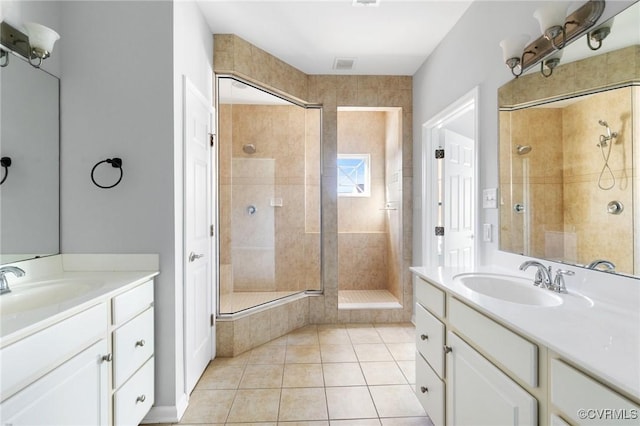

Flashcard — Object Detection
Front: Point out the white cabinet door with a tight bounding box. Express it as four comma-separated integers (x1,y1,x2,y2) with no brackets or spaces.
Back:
0,339,109,425
446,332,537,426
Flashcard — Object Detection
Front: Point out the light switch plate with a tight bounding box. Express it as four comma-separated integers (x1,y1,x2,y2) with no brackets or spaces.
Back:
483,224,492,242
483,188,498,209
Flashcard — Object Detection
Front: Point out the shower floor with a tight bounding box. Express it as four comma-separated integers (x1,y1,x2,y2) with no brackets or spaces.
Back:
338,289,402,310
219,290,301,313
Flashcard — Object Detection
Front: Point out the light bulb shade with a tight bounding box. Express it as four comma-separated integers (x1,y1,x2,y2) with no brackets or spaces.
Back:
533,3,570,34
500,35,529,62
23,22,59,57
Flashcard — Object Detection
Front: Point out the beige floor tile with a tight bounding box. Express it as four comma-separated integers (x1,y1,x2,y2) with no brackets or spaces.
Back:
226,389,281,423
264,335,288,346
210,351,251,367
369,385,426,418
374,324,416,343
380,417,434,426
320,344,358,363
322,363,366,387
276,421,329,425
286,345,322,363
283,363,325,387
180,389,235,424
396,360,416,384
385,343,416,361
279,388,328,421
360,361,407,385
346,326,383,344
249,344,287,364
325,386,378,420
195,363,244,390
287,325,320,346
353,343,394,362
239,364,284,389
330,420,382,425
318,326,351,345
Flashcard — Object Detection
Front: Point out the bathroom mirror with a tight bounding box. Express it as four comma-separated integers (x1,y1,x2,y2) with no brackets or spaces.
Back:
217,76,322,314
0,56,60,264
498,2,640,277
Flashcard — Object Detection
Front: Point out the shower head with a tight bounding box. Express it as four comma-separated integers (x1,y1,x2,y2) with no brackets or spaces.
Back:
242,144,256,154
516,144,532,155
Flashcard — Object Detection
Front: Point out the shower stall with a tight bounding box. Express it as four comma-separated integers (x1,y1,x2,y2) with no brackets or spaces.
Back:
217,76,322,314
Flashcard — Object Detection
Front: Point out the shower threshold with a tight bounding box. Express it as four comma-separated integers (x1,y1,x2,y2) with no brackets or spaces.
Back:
338,289,402,310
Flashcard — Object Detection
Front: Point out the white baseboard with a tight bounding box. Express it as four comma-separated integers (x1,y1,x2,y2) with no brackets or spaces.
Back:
142,393,189,424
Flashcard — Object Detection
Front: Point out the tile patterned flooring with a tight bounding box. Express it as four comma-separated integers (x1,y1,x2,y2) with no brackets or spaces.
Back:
166,323,434,425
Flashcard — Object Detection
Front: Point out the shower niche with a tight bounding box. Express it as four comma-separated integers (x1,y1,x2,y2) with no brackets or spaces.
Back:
499,85,636,274
217,76,322,314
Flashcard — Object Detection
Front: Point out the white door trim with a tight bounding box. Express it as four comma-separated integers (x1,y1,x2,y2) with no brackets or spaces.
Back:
421,87,479,268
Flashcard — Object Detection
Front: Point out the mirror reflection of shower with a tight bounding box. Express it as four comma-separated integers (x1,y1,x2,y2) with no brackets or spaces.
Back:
597,119,618,190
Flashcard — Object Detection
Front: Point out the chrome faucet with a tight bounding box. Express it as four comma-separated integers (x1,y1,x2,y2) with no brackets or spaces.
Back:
586,259,615,272
0,266,25,295
519,261,553,289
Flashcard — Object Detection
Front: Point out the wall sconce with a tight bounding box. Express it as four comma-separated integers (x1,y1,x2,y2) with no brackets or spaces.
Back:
500,0,605,79
0,21,59,68
587,18,614,50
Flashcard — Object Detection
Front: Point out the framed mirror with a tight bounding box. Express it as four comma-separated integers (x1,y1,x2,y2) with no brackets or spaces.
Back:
498,2,640,277
0,56,60,264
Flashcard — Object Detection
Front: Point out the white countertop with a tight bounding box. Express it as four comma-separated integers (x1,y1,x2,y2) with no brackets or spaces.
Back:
0,254,159,347
410,264,640,400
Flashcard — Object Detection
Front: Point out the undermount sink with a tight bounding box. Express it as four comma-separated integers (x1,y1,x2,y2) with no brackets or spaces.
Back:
454,273,563,307
0,279,100,316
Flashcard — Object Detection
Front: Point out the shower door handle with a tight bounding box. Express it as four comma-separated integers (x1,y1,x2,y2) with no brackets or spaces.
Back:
189,252,204,262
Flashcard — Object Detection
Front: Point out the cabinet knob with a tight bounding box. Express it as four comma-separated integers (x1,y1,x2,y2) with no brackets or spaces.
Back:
101,353,112,363
135,339,146,347
136,395,146,404
420,386,429,394
443,345,453,354
420,334,429,341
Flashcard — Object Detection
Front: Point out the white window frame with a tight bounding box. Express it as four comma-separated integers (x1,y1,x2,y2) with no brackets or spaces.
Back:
337,153,371,197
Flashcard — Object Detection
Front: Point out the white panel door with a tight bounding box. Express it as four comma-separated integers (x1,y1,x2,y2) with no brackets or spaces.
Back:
184,77,215,395
443,129,474,268
446,332,537,426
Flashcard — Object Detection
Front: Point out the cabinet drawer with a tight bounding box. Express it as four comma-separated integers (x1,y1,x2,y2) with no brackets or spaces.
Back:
0,303,108,401
416,353,445,426
415,275,445,318
449,298,538,387
114,357,154,426
551,359,640,425
112,280,154,326
113,307,154,389
415,303,445,378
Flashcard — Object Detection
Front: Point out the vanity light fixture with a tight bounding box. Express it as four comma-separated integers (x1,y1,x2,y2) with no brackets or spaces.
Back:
0,21,59,69
587,18,614,50
500,0,605,79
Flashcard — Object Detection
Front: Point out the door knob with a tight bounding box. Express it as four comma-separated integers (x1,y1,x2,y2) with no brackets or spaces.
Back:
189,252,204,262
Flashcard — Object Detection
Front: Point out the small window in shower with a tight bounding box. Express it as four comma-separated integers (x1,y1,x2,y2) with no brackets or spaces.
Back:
337,154,371,197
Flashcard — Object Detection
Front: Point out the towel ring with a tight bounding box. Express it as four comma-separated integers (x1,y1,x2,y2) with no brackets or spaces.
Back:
91,157,123,189
0,157,12,185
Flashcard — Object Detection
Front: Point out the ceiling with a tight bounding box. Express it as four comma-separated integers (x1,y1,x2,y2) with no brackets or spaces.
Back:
196,0,473,76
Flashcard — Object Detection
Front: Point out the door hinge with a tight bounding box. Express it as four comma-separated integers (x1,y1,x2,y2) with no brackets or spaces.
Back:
435,148,445,159
210,224,215,237
209,133,216,147
435,226,445,236
210,314,215,327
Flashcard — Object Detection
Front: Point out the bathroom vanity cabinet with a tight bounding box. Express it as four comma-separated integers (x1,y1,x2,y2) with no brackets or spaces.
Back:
413,273,640,426
0,278,155,426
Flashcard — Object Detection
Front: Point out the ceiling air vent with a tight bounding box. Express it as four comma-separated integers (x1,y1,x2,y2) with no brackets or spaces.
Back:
352,0,380,7
333,57,356,71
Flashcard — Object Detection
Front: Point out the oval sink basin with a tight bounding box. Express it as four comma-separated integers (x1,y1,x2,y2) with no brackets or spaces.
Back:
0,279,100,316
454,273,563,307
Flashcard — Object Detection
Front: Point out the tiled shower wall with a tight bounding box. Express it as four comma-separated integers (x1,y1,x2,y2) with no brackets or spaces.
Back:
214,34,413,328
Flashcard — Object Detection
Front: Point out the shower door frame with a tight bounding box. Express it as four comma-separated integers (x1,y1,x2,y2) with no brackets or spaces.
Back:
214,73,324,318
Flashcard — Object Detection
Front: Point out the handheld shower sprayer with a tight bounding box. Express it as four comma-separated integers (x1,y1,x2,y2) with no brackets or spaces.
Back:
596,119,618,190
